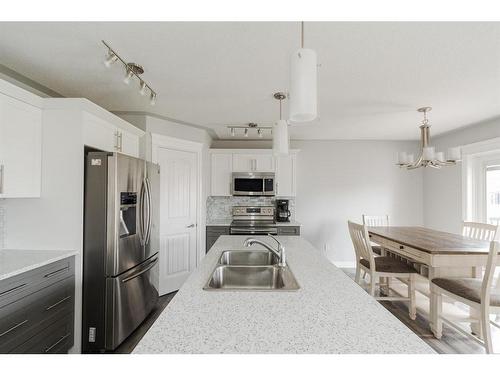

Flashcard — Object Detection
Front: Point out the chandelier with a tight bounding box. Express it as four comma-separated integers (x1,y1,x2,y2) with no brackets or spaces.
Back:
397,107,461,170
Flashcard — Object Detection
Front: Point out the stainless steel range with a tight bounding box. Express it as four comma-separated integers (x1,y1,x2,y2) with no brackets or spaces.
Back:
230,205,277,235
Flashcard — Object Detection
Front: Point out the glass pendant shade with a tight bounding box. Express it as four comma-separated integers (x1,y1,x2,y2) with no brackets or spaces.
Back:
273,120,289,155
289,48,318,122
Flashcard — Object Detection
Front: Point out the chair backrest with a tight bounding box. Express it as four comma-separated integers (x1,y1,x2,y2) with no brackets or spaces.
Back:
348,221,376,269
362,214,390,227
481,227,500,306
462,221,498,241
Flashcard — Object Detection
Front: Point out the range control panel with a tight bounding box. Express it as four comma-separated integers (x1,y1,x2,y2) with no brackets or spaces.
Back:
232,206,275,217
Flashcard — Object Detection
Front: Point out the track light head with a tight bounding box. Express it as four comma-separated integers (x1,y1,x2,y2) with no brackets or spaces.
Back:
150,92,157,106
244,128,249,137
104,52,118,68
123,69,133,85
139,81,147,96
258,129,263,138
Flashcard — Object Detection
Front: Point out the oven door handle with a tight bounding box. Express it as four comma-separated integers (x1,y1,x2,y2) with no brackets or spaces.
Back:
230,228,278,234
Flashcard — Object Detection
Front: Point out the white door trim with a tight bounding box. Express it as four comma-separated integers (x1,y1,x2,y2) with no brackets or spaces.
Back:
461,136,500,222
151,133,204,265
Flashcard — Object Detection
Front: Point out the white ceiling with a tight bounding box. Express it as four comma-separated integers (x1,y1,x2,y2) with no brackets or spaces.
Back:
0,22,499,140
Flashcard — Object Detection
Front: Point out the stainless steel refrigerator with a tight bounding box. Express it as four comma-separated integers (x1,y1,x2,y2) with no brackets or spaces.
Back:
82,152,160,353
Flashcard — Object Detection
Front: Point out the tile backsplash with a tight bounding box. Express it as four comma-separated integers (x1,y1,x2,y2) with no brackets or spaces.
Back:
207,196,295,222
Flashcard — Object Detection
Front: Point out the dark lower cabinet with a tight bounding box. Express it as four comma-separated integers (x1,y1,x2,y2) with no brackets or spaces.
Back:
206,225,301,253
0,256,75,354
206,226,230,253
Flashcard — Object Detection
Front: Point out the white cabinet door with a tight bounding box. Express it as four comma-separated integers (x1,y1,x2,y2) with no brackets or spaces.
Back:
275,154,296,197
232,153,275,172
119,129,140,157
82,114,117,153
210,153,232,196
0,93,42,198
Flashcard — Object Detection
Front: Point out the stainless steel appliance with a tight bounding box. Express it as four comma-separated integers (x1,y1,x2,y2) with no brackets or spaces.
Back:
231,172,275,196
230,206,277,235
82,152,160,353
276,199,291,222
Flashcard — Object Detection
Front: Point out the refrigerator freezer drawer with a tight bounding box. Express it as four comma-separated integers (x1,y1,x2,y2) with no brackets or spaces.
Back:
105,255,159,350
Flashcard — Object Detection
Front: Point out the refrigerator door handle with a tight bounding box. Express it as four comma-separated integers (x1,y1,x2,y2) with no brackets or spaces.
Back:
121,257,158,283
145,177,152,245
139,178,147,245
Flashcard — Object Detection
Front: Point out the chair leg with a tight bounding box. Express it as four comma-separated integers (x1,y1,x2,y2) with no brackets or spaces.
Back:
355,265,361,284
370,273,377,296
430,288,443,339
481,303,493,354
408,274,416,320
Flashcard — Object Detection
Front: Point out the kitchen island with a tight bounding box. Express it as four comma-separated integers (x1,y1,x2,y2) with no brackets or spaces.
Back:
133,235,434,354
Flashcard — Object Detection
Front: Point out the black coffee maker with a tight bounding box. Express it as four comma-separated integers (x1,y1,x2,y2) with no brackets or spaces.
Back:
275,199,291,222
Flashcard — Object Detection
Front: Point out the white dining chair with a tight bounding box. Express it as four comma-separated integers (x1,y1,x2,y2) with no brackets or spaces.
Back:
462,221,498,241
362,214,390,256
430,226,500,353
348,221,417,320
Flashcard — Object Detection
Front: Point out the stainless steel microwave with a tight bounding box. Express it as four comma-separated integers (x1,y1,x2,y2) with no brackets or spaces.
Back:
231,172,275,196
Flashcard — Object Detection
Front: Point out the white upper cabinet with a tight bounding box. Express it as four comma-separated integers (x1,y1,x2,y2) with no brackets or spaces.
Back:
210,153,233,196
232,153,275,172
275,153,297,197
0,92,42,198
82,112,140,158
209,149,298,197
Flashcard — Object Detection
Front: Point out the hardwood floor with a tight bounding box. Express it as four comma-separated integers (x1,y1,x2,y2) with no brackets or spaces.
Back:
342,268,500,354
110,292,177,354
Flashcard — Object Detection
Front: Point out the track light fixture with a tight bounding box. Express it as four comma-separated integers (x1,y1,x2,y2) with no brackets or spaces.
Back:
227,123,272,138
102,40,158,106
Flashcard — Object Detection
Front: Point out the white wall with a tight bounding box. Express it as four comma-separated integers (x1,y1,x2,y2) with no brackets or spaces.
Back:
423,117,500,234
293,140,423,264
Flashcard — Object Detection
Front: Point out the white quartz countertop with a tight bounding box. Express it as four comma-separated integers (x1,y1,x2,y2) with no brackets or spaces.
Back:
206,220,301,226
0,249,77,282
133,236,433,354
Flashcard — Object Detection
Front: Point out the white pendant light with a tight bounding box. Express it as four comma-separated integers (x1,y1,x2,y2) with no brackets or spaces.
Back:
289,22,317,123
273,92,289,155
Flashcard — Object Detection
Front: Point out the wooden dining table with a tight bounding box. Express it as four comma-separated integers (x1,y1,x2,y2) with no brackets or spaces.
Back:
367,226,491,338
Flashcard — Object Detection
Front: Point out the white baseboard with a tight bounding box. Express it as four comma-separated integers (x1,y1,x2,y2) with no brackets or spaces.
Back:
332,261,356,269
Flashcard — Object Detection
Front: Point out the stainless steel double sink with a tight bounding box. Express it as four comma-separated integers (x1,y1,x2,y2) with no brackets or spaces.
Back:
203,250,300,291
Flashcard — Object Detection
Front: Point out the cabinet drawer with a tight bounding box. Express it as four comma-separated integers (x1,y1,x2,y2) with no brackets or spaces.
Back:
277,226,300,236
370,235,429,264
206,226,230,235
0,257,75,309
0,276,74,352
10,314,74,354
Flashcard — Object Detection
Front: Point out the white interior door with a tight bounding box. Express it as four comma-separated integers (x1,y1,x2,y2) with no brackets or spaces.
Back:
157,148,198,295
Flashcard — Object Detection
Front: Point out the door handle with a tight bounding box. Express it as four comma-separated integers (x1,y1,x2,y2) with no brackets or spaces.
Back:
187,224,195,228
145,177,152,245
